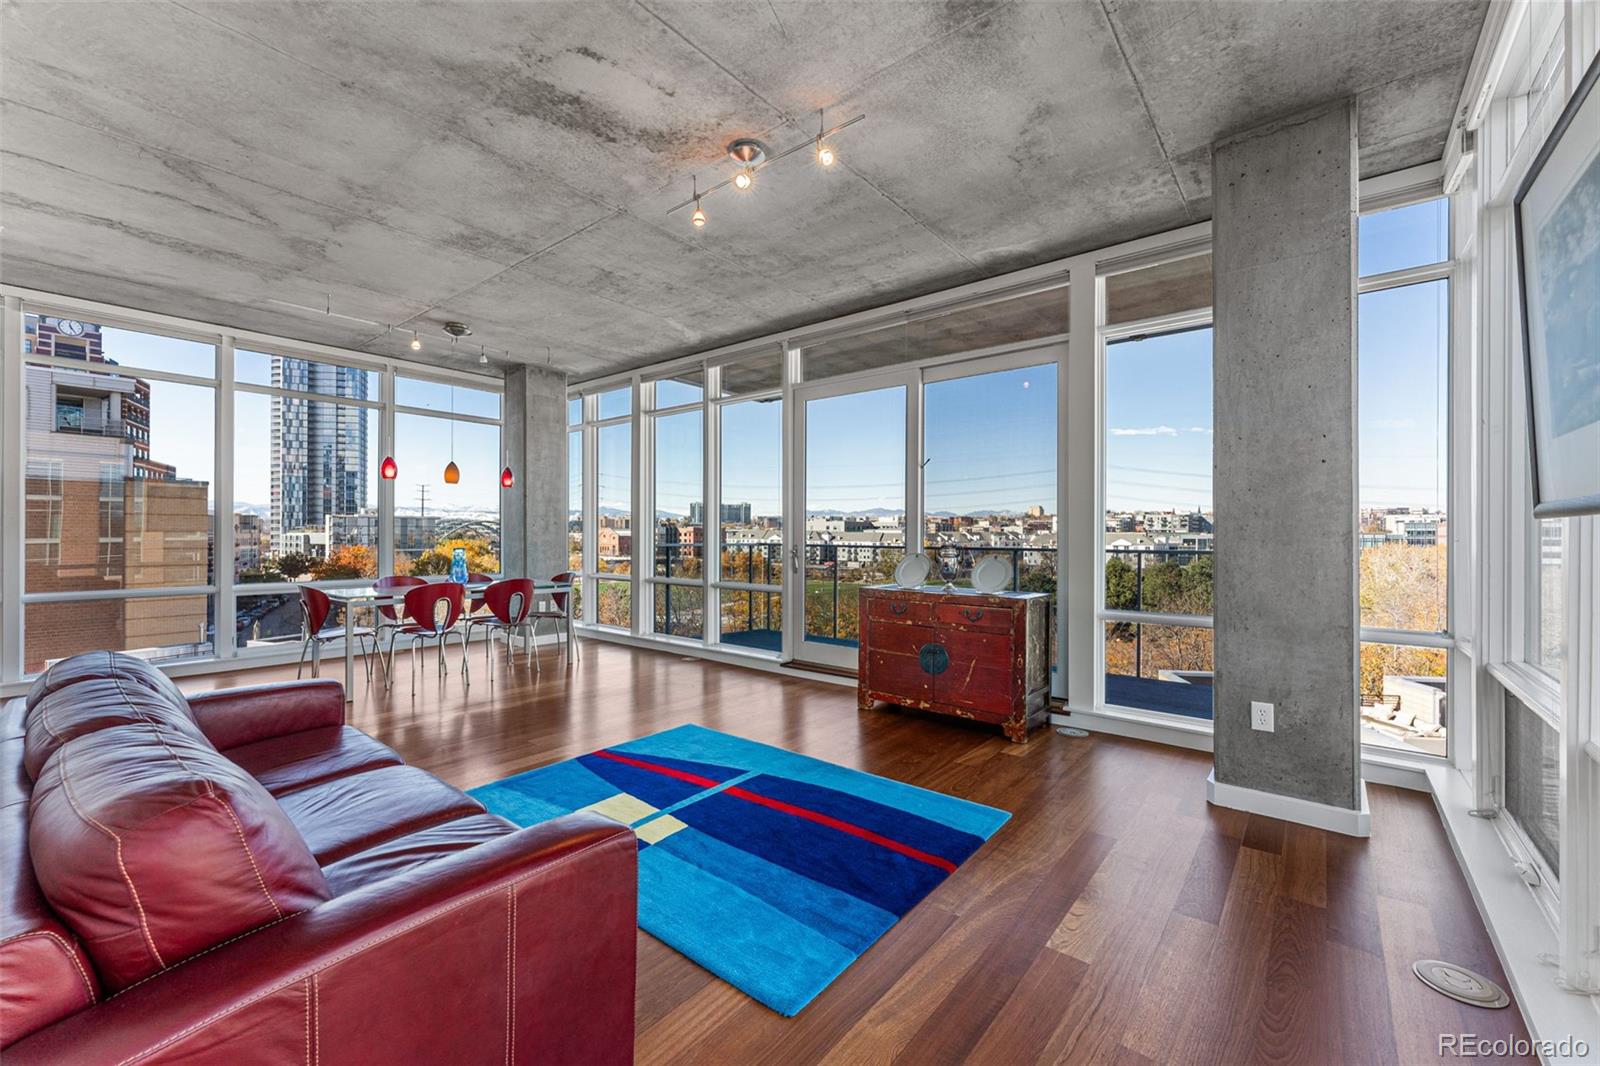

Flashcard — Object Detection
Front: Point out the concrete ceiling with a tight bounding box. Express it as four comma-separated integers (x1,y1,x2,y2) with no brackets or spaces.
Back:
0,1,1485,380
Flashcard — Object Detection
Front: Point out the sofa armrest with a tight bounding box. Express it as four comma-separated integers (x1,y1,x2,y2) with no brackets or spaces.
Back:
186,680,345,749
3,812,638,1065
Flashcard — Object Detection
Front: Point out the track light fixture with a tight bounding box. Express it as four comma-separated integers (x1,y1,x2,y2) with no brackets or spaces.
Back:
671,112,864,227
815,110,836,167
690,175,706,228
409,330,422,351
478,345,489,365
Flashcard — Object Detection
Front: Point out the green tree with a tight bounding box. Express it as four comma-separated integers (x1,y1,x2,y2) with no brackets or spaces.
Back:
275,553,314,581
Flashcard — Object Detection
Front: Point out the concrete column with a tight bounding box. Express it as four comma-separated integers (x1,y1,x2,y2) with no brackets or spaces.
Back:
1210,101,1365,826
502,363,568,581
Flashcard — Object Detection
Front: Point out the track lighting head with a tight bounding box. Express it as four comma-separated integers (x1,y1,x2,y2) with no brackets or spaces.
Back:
478,345,488,365
733,168,753,191
691,200,706,228
409,331,422,351
816,141,835,167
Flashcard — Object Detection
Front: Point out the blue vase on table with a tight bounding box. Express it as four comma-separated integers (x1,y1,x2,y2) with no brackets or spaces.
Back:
450,547,468,584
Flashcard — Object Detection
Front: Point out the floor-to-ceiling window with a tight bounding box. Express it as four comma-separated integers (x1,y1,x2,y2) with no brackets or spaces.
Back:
715,359,783,652
592,386,633,628
233,350,380,648
1100,253,1215,720
922,358,1058,654
1356,196,1451,755
648,369,704,639
20,314,216,672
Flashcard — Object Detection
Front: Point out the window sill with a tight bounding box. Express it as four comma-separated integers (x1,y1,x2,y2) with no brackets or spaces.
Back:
1487,660,1563,725
1427,763,1599,1059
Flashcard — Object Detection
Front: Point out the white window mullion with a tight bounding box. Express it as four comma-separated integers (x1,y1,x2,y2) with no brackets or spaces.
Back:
1063,254,1101,712
215,335,237,659
1,296,24,682
704,377,722,646
630,375,643,636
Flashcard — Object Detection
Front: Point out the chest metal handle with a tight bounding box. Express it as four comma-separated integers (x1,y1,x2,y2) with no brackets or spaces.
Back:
889,601,909,616
962,608,985,623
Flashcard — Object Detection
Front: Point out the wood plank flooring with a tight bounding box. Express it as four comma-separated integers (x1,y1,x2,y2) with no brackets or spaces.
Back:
184,639,1535,1065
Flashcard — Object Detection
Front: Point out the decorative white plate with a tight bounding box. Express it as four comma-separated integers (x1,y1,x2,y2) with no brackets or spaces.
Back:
971,554,1012,594
893,554,932,589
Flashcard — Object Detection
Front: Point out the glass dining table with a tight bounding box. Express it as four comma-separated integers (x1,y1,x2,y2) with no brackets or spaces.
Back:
322,579,572,702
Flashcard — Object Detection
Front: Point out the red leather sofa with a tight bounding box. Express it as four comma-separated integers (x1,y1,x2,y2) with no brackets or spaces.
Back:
1,652,637,1064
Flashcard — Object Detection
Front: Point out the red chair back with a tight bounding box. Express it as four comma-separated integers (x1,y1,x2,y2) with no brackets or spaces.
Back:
483,579,534,626
467,572,495,611
374,576,425,622
299,586,332,636
403,582,465,635
549,572,577,614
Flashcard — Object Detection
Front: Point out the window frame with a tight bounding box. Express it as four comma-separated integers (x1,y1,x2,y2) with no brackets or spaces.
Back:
0,291,503,681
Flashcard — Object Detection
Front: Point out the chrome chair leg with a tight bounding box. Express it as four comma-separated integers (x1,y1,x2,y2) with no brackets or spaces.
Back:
312,639,321,679
297,637,311,679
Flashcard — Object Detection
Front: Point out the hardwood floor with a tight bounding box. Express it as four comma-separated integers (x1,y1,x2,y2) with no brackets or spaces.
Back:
185,638,1536,1065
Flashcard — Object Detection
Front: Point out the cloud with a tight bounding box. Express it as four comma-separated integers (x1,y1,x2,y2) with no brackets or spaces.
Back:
1188,426,1213,435
1109,425,1178,437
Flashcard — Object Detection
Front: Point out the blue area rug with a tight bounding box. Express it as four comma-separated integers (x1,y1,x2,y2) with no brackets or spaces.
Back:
470,724,1009,1015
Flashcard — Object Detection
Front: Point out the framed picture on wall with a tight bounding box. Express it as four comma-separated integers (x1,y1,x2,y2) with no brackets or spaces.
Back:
1515,51,1600,517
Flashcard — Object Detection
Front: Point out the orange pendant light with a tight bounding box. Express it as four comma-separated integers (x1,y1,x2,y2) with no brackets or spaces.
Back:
443,460,460,485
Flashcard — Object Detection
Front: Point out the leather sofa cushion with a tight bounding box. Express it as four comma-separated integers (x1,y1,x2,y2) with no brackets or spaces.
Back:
277,765,486,865
25,651,188,714
23,680,207,782
320,813,518,896
223,725,404,797
1,795,99,1049
28,724,331,992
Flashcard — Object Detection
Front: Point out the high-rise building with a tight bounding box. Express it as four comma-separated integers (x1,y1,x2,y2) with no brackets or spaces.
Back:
270,358,368,553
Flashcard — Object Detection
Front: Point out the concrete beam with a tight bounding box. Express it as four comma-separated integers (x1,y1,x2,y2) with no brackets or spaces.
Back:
502,363,569,582
1211,101,1361,815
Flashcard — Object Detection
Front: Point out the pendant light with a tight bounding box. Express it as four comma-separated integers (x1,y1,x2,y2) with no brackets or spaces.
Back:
500,466,514,488
380,455,398,480
443,354,460,484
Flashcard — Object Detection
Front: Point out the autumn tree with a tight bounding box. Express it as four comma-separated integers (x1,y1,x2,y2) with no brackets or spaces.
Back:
313,544,376,580
410,537,500,577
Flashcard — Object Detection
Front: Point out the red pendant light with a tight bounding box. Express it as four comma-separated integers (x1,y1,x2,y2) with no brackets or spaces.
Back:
379,455,398,480
500,466,514,488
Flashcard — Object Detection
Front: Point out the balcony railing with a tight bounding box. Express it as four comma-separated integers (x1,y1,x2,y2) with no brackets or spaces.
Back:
53,417,126,438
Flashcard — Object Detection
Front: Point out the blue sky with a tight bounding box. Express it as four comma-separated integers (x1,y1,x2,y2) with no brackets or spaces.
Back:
56,197,1446,522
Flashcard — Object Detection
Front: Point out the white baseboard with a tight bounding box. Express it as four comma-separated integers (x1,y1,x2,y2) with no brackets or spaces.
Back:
1207,769,1372,837
1049,706,1215,752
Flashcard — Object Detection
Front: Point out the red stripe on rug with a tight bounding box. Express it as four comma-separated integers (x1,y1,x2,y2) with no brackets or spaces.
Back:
592,748,957,874
592,748,722,789
723,786,957,874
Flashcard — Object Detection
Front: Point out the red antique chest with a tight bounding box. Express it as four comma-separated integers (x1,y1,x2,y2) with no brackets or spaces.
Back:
856,584,1051,742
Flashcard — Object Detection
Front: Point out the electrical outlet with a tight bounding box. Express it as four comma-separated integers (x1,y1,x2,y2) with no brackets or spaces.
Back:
1251,701,1275,732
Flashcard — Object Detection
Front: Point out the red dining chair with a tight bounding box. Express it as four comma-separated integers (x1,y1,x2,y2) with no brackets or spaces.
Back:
527,572,579,665
372,575,425,672
389,582,469,693
465,572,496,616
468,578,536,676
297,586,377,682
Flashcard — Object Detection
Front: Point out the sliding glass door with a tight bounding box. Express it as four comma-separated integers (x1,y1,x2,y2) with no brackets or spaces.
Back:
789,377,911,670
